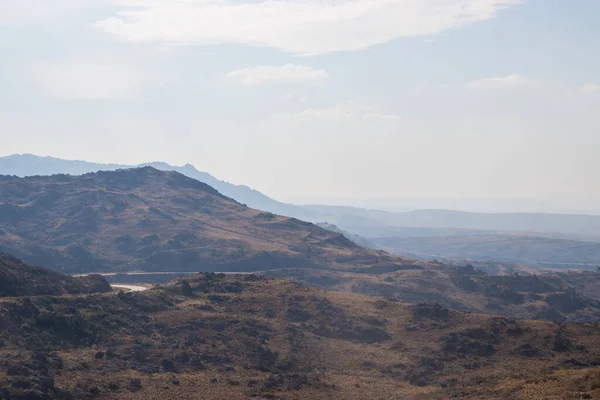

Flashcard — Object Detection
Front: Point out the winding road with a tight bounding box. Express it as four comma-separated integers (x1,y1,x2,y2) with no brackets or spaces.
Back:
111,284,148,292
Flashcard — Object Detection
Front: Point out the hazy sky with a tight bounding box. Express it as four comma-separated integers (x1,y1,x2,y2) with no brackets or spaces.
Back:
1,0,599,208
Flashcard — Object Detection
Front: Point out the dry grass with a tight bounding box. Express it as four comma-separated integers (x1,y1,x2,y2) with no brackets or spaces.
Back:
2,273,600,399
0,168,413,274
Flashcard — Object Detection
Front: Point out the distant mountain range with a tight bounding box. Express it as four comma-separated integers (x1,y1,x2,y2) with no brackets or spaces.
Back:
376,234,600,268
3,164,600,322
303,206,600,240
3,154,600,233
4,154,600,269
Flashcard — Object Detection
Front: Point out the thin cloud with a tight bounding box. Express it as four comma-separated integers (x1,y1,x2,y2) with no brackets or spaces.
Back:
226,64,328,86
95,0,521,55
0,0,109,26
468,73,527,89
579,83,600,94
29,61,151,100
274,103,402,123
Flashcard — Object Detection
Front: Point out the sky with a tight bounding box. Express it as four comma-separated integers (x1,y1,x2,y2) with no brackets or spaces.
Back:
1,0,600,212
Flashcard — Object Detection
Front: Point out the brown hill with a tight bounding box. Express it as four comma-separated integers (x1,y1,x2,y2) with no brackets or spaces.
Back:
1,273,599,399
0,252,111,297
0,167,410,274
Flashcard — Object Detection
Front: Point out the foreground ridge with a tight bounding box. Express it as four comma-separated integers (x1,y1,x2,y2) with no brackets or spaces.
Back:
0,272,599,399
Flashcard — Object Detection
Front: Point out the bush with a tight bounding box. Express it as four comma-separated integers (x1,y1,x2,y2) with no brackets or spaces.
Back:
129,378,142,392
412,303,450,321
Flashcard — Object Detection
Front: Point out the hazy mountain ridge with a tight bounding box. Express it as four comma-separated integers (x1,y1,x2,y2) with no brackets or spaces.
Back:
315,222,380,250
375,234,600,268
5,154,600,270
0,154,306,218
5,154,600,238
307,206,600,240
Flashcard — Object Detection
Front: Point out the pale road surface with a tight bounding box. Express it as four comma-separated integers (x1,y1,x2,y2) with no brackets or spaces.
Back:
111,284,148,292
74,271,253,277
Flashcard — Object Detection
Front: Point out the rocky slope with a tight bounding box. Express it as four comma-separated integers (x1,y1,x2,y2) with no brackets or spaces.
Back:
0,253,111,297
0,154,307,218
266,264,600,323
2,168,600,323
0,167,410,273
6,154,600,271
0,273,599,399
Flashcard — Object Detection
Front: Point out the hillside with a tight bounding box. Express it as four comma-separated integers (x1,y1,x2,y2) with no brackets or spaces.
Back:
375,234,600,269
265,265,600,323
0,253,111,297
316,222,380,250
1,273,600,399
2,167,600,323
0,154,307,218
7,155,600,242
0,167,409,273
554,270,600,301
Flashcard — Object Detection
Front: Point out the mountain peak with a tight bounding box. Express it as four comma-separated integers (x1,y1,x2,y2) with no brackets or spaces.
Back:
0,154,303,217
84,166,227,198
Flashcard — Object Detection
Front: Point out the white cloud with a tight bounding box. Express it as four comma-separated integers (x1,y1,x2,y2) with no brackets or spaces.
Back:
0,0,108,26
579,83,600,94
283,93,308,103
226,64,328,86
273,103,402,123
29,61,151,100
95,0,521,55
468,73,526,89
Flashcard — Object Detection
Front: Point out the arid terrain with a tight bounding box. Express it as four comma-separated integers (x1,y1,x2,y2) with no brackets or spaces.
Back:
375,233,600,269
3,1,599,398
1,268,600,400
0,168,409,274
2,168,600,399
265,264,600,323
2,168,600,324
6,155,600,272
0,253,111,297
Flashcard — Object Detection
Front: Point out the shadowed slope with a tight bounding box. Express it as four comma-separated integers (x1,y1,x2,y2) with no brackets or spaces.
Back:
0,253,111,297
